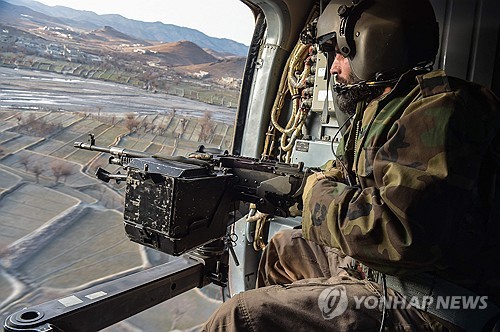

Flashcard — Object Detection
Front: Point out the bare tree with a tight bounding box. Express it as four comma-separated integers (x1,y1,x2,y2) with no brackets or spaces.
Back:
23,113,37,127
125,113,140,133
31,163,44,183
178,118,188,138
50,161,64,183
51,161,74,183
125,117,140,133
199,111,215,143
158,124,167,136
19,155,31,171
60,164,74,183
96,106,102,121
17,113,62,137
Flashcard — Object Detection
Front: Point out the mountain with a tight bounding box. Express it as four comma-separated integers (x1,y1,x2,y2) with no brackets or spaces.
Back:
0,0,70,30
82,26,151,46
176,57,247,80
2,0,249,56
145,41,217,66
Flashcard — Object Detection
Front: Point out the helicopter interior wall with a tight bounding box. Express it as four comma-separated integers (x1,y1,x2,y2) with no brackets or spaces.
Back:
238,0,315,158
237,0,500,159
430,0,500,97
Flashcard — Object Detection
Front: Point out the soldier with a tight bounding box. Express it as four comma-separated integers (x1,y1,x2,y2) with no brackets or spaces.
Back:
203,0,500,330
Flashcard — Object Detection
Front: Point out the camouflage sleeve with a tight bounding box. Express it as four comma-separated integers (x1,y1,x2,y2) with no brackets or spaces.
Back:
302,78,500,275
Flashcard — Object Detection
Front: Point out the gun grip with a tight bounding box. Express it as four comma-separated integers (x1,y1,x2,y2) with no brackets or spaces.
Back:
96,167,111,183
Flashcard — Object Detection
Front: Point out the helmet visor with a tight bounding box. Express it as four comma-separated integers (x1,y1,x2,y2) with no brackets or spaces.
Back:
317,32,337,53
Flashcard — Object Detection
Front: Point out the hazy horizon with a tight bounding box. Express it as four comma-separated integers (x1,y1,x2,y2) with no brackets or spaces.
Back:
18,0,255,46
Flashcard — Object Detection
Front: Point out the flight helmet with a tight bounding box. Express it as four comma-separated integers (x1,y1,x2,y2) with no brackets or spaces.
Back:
316,0,439,82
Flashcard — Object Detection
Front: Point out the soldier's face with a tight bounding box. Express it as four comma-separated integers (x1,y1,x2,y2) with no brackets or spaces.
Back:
329,52,384,116
330,52,353,84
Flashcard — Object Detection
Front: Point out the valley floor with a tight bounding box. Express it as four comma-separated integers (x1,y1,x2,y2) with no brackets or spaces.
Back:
0,67,235,331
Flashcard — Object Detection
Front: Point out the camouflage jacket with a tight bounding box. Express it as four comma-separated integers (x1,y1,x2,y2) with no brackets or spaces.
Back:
302,69,500,303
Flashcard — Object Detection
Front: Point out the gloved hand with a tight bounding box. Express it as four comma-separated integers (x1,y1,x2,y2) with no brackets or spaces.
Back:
246,204,270,251
302,168,343,202
246,210,269,223
301,167,347,246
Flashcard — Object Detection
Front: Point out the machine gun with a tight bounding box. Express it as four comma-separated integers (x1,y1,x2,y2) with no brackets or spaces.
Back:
78,134,308,255
4,135,310,332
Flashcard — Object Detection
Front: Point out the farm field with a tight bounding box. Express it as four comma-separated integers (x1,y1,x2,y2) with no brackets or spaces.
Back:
0,184,79,251
0,67,236,331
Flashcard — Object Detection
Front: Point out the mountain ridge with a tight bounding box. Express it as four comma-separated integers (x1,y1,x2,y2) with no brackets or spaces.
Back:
2,0,249,56
83,25,152,45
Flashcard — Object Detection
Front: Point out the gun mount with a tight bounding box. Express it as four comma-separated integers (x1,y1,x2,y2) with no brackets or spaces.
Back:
4,256,205,332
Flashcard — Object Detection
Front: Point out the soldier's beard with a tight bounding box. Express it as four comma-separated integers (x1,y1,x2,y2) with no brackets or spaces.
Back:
335,73,385,116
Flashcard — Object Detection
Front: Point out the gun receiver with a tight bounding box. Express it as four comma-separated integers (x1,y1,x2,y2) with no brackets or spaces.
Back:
73,136,309,256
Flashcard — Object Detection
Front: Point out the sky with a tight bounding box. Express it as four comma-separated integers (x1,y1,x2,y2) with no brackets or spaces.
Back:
32,0,256,45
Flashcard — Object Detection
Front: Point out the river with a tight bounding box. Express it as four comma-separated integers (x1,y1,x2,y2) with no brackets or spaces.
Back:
0,67,237,124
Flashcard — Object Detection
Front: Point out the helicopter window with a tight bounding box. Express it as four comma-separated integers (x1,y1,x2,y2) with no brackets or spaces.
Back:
0,0,254,330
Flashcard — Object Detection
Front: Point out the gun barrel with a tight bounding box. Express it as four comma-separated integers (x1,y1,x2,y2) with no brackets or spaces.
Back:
74,142,150,158
74,141,112,153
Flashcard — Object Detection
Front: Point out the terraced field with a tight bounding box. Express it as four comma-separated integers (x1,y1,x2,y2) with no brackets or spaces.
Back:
0,184,79,251
17,208,142,289
0,67,236,331
0,168,21,194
